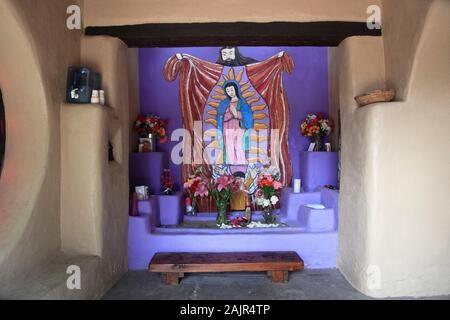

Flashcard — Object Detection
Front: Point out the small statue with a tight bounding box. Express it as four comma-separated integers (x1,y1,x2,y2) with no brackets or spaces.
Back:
161,169,175,195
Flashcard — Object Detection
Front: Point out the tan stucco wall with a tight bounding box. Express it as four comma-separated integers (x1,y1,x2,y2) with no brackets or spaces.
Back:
83,0,380,26
382,0,432,100
336,0,450,297
0,0,82,285
128,48,141,153
328,47,340,151
366,0,450,297
333,36,386,293
61,104,107,256
59,36,130,296
79,35,130,270
0,1,129,299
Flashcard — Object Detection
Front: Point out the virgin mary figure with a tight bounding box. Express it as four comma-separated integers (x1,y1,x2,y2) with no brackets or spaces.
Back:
217,81,254,167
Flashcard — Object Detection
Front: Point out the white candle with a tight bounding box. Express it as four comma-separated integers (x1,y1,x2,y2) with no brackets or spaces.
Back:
294,179,301,193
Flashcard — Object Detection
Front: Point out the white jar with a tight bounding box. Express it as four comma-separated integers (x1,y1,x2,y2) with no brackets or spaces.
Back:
91,90,100,104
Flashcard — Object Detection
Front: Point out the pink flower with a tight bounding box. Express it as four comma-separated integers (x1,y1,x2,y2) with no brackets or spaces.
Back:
216,174,231,192
194,182,209,197
273,181,283,190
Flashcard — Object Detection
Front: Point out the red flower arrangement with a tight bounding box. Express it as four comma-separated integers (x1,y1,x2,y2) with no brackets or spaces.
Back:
254,166,283,224
134,113,168,143
300,112,334,138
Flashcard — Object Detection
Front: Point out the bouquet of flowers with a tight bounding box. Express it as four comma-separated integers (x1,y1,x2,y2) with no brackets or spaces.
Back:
300,113,334,137
209,174,245,226
301,113,334,151
254,166,283,224
183,173,209,215
134,113,168,143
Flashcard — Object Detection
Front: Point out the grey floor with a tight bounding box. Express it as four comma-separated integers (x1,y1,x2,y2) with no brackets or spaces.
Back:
102,269,449,300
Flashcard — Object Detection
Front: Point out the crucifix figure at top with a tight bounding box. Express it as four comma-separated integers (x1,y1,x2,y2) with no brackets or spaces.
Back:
216,46,259,67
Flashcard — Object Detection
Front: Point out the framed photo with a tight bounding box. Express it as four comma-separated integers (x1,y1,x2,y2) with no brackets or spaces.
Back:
308,143,316,152
135,186,149,200
139,138,154,152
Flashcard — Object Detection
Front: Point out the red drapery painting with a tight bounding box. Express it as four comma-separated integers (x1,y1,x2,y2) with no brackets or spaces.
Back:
164,51,294,211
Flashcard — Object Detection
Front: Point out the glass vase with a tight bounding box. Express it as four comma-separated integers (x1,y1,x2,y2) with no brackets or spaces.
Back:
311,132,325,152
216,199,229,226
191,196,198,216
263,206,277,224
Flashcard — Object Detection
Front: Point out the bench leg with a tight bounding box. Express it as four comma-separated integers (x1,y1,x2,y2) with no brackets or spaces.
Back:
162,272,181,285
271,271,288,283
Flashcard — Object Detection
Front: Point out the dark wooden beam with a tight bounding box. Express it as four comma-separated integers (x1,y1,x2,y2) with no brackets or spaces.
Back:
85,22,381,47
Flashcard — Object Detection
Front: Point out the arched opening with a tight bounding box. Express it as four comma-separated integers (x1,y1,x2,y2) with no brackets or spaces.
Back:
0,90,4,175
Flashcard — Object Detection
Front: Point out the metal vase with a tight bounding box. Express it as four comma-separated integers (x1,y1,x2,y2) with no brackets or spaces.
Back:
312,132,325,152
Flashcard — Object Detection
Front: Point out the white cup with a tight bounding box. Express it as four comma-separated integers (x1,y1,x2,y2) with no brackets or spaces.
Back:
91,90,100,104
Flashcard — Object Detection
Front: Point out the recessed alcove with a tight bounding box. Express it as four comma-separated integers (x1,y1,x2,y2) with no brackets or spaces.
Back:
124,44,342,270
79,21,385,275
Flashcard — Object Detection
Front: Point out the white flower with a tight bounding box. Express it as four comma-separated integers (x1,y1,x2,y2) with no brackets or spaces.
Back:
247,221,281,229
270,195,279,205
255,197,264,206
263,199,271,207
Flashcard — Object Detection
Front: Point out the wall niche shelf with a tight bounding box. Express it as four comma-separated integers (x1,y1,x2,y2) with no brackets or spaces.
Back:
61,103,123,165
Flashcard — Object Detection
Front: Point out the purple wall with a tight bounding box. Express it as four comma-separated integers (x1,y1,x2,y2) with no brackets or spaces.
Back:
139,47,329,190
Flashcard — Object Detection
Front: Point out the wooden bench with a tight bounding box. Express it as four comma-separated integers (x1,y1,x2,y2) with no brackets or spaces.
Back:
148,251,304,285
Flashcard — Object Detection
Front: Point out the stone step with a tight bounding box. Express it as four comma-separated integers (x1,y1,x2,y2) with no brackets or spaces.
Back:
299,206,336,232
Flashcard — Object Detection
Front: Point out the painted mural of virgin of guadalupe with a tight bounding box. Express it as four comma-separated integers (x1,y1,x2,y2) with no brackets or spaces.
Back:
217,81,253,167
164,47,294,210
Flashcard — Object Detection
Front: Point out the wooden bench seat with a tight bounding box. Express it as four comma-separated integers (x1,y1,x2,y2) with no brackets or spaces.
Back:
148,251,304,285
